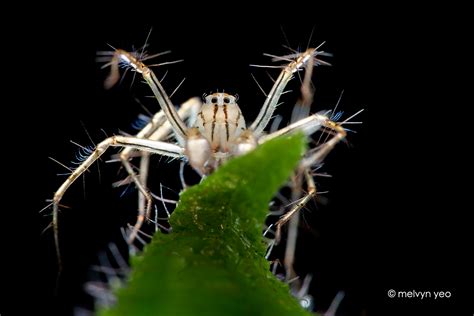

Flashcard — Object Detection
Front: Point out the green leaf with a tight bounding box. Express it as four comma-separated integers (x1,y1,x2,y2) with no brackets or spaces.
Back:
100,134,312,316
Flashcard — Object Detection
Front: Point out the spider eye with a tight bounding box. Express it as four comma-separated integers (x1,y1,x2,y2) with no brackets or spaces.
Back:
223,97,230,103
211,97,218,103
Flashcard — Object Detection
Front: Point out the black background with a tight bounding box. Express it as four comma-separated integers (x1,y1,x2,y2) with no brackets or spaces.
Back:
1,6,471,316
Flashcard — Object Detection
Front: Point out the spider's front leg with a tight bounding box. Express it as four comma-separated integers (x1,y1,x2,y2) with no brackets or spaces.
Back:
250,46,331,136
106,49,189,145
106,49,212,175
52,136,184,268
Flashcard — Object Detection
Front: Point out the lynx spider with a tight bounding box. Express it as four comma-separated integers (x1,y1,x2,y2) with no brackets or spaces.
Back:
48,40,357,275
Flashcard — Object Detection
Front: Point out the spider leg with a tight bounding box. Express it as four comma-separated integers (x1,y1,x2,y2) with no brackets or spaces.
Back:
301,120,347,168
275,170,316,244
105,49,213,175
106,49,190,145
272,115,346,246
271,60,322,286
250,47,330,136
275,170,316,283
118,98,201,222
258,112,329,144
52,136,184,270
290,56,314,124
275,119,346,284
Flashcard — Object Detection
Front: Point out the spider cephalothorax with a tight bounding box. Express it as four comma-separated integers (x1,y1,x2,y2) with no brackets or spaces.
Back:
196,93,246,153
186,92,249,174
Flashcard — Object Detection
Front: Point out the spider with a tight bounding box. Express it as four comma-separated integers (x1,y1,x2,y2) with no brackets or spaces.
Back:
49,42,356,272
